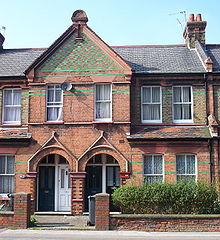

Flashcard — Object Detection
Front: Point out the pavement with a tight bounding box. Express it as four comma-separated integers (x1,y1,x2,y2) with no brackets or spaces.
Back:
1,229,220,240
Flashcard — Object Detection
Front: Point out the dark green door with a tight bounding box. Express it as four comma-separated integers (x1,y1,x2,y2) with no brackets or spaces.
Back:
85,166,102,210
38,166,55,211
106,166,120,211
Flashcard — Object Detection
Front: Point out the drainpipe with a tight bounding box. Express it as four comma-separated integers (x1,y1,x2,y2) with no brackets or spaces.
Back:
204,73,213,183
208,139,213,183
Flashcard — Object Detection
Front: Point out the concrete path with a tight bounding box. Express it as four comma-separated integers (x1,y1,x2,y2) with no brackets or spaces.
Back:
1,229,220,240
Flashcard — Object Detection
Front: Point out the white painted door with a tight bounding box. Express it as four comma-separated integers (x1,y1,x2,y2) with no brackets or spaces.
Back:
58,165,71,211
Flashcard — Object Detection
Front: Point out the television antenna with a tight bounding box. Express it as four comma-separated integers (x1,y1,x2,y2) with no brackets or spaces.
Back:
168,11,187,30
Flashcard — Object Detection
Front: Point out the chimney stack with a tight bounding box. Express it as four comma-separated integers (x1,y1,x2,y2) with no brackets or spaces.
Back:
0,32,5,49
183,13,207,49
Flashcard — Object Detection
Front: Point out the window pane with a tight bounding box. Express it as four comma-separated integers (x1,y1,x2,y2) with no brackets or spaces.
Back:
4,90,13,105
47,107,62,121
144,156,153,174
174,104,182,120
186,155,195,174
0,176,14,193
176,155,185,174
154,155,163,174
182,87,191,102
13,89,21,105
0,156,5,174
7,156,14,174
152,87,160,103
145,176,163,184
182,104,191,119
96,102,110,119
177,175,195,182
4,107,21,122
47,88,55,103
173,87,181,102
142,87,151,103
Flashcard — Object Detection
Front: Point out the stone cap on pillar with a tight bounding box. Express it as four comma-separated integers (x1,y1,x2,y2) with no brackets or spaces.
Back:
70,172,86,178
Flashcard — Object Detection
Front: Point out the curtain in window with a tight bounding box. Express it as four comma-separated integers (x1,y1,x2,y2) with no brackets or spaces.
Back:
47,85,63,121
4,89,21,123
96,84,111,119
144,155,163,183
0,176,14,193
173,87,191,121
0,156,14,194
142,87,160,121
176,154,195,182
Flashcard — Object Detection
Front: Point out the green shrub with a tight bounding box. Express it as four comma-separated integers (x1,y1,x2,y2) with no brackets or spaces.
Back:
29,215,37,227
112,182,218,214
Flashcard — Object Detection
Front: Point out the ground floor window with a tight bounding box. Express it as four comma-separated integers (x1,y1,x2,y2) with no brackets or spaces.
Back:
176,154,196,182
143,154,163,183
0,155,14,194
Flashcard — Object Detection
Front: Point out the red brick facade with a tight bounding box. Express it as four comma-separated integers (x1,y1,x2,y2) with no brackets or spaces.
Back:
0,10,220,218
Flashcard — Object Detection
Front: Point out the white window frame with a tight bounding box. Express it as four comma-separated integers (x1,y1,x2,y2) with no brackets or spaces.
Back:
94,84,112,122
143,154,164,183
141,86,162,123
172,86,193,123
176,154,197,182
0,155,15,196
46,85,63,122
3,88,21,125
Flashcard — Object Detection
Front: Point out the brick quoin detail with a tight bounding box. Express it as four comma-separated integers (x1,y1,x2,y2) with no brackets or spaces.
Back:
95,193,110,230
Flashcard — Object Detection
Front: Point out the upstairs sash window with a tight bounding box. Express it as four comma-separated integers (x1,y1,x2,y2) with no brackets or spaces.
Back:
142,86,161,123
3,89,21,124
47,85,63,122
95,84,111,121
173,86,193,123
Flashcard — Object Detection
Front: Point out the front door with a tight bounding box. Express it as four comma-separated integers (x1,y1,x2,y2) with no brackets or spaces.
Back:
85,166,102,210
58,165,71,211
38,166,55,211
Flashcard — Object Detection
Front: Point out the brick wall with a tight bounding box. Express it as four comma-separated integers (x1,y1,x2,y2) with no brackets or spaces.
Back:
0,193,31,229
95,193,110,230
130,141,210,183
110,214,220,231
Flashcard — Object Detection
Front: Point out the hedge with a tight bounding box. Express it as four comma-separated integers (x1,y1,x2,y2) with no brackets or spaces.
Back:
112,182,218,214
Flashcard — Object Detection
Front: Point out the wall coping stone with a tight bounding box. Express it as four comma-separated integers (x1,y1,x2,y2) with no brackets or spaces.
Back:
111,214,220,219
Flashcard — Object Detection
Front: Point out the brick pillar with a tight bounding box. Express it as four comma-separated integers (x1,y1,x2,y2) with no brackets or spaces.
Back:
70,172,86,215
95,193,110,231
120,172,130,185
26,172,37,214
14,193,31,229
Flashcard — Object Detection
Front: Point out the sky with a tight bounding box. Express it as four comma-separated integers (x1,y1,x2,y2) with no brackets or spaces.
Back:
0,0,220,49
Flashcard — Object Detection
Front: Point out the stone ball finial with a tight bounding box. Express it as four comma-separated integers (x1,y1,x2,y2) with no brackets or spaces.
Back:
71,10,88,24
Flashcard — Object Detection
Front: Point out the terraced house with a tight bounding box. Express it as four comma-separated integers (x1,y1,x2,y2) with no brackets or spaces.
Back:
0,10,220,214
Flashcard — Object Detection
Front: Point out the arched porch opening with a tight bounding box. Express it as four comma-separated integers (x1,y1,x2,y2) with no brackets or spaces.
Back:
85,153,120,211
37,154,71,212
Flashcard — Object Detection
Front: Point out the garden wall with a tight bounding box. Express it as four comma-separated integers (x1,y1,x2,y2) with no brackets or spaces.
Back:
110,214,220,232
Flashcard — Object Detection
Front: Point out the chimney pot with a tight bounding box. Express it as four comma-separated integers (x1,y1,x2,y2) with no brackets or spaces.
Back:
188,14,195,22
196,14,202,21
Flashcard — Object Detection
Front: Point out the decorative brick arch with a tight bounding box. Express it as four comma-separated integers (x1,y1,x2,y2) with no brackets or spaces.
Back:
28,145,76,172
78,145,128,172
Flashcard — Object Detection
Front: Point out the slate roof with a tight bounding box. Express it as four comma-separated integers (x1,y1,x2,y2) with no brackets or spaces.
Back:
128,126,212,140
1,43,220,76
0,48,45,77
206,45,220,72
112,45,206,73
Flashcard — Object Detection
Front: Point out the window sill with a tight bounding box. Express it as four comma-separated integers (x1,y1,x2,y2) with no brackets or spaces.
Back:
0,124,22,127
93,121,114,124
43,121,64,125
